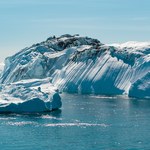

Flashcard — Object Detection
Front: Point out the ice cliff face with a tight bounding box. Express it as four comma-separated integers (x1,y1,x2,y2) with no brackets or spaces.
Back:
1,34,150,100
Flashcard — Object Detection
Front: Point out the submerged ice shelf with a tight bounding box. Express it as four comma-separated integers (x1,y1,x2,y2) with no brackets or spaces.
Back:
0,34,149,112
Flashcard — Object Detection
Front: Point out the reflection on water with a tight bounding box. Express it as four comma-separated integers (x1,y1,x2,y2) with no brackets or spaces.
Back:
0,93,150,150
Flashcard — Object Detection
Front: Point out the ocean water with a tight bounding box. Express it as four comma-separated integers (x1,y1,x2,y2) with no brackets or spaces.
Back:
0,93,150,150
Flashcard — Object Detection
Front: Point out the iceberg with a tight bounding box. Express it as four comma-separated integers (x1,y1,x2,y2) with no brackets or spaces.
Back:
0,34,149,113
0,78,62,113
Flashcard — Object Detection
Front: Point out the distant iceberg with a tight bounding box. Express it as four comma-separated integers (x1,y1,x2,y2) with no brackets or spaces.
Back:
0,34,149,112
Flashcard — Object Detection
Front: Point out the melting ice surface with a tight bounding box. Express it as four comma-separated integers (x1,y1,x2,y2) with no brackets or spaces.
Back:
0,93,150,150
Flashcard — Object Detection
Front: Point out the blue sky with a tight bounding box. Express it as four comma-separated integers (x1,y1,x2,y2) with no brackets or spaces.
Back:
0,0,150,61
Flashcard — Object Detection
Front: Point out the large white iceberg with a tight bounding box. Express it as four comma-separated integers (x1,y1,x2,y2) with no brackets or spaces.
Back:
0,34,149,111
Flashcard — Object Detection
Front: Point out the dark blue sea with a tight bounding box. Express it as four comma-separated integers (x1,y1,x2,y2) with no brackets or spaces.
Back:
0,93,150,150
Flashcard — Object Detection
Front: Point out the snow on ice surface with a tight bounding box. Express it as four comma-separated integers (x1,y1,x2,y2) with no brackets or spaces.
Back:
0,34,150,109
110,41,150,50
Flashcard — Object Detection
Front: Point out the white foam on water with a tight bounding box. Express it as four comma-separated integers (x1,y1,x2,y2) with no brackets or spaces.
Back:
44,123,109,127
90,95,117,99
7,121,36,126
40,115,62,120
0,117,16,120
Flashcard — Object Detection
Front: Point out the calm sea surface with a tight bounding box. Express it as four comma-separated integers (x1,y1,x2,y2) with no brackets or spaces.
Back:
0,93,150,150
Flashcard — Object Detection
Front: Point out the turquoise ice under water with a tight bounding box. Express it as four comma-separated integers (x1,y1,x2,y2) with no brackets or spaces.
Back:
0,93,150,150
